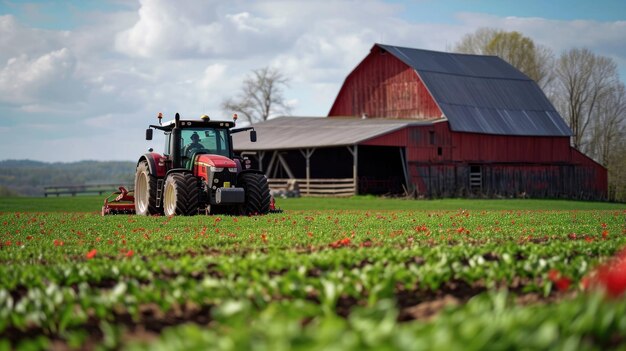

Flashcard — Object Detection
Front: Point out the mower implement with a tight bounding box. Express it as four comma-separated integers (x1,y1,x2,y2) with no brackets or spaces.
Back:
102,186,136,216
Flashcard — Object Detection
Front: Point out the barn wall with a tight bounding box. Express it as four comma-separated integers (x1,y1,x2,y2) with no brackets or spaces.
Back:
409,163,606,200
328,46,441,119
362,121,607,199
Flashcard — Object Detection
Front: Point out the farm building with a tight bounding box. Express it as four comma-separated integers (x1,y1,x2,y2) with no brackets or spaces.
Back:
233,43,607,199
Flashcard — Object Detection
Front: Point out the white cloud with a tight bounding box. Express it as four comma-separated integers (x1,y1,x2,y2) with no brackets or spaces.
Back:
0,48,86,105
453,13,626,63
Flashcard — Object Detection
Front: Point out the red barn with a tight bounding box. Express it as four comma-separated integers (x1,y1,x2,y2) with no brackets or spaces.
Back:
234,44,607,199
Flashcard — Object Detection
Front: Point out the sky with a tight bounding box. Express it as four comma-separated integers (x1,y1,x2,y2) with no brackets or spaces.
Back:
0,0,625,162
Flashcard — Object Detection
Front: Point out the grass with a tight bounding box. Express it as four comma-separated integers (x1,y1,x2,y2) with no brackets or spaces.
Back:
0,194,624,213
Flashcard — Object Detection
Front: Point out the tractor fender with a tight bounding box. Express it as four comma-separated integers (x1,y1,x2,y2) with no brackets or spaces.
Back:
165,168,193,177
138,153,167,178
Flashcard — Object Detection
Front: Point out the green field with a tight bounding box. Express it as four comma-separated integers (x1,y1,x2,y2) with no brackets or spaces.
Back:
1,197,626,350
2,195,625,212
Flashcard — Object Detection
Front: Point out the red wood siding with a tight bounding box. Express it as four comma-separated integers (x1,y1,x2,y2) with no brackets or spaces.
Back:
328,46,441,119
360,121,607,199
363,122,572,164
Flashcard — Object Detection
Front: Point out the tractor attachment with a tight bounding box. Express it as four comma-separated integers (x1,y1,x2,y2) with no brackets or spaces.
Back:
269,196,283,214
102,186,136,216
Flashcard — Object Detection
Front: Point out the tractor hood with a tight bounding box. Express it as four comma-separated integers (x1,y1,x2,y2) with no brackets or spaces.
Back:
195,154,237,169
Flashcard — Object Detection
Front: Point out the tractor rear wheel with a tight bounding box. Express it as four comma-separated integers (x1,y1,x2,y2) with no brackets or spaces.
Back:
134,161,161,216
239,173,270,215
163,173,200,216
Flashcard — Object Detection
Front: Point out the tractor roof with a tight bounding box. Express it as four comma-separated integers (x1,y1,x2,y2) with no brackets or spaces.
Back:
151,119,235,131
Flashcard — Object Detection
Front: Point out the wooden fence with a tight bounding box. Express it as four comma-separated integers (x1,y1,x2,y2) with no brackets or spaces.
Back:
268,178,356,197
44,184,133,197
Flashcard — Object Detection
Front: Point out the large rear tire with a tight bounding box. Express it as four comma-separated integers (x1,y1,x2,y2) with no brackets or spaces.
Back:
134,161,161,216
239,173,270,215
163,173,200,216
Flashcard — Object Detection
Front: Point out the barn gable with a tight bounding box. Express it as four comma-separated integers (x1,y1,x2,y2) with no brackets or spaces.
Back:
330,44,572,137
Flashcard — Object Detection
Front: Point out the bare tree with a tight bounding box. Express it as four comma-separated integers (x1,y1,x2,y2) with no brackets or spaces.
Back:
553,48,618,151
608,140,626,201
453,28,554,89
221,67,291,124
587,82,626,166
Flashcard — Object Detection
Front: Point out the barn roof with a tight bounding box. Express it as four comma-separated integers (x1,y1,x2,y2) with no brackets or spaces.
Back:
377,44,572,136
233,116,434,151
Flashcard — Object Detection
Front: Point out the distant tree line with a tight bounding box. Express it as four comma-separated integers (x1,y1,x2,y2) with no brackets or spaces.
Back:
454,28,626,202
0,160,135,196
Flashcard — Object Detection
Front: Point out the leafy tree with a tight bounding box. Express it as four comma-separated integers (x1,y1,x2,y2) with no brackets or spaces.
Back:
454,28,554,89
221,67,291,124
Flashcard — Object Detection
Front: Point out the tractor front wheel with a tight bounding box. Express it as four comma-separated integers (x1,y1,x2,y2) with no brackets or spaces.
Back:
239,173,271,215
163,173,200,216
134,161,161,216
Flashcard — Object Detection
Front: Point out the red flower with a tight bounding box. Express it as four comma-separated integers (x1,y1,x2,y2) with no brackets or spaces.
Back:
86,249,97,259
548,269,571,292
329,237,351,248
586,248,626,298
126,250,134,258
554,277,571,291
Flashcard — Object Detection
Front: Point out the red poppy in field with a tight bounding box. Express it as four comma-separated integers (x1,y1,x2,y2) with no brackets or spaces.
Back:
586,248,626,298
126,250,134,258
86,249,97,259
548,269,571,292
329,237,351,248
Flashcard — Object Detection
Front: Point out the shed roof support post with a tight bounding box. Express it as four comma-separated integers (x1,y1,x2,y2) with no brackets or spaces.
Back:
347,145,358,195
266,151,278,178
277,153,295,179
299,148,316,196
399,147,411,194
258,151,265,173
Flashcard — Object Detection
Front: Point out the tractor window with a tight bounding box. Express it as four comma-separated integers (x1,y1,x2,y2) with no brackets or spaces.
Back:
163,132,171,155
181,128,230,157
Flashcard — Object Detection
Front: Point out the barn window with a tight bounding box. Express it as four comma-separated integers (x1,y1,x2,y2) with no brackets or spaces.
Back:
437,147,442,156
429,131,435,145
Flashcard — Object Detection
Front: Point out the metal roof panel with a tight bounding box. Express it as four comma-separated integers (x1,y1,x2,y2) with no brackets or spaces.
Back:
377,44,572,136
233,117,434,151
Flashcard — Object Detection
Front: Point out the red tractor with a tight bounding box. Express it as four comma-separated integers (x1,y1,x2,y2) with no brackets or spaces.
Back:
132,112,273,216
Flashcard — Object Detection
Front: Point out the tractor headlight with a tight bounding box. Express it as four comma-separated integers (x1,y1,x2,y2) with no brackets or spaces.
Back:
210,167,224,172
228,167,237,173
